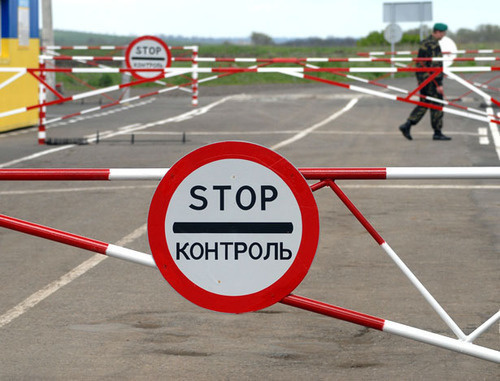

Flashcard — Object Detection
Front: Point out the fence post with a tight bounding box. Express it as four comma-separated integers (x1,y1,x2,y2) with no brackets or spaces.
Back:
38,59,46,145
192,45,198,106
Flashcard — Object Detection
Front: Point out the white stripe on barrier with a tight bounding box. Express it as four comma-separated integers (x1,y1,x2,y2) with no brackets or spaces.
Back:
349,84,398,100
108,168,168,180
380,242,466,340
445,69,493,102
0,70,26,91
71,85,120,100
386,167,500,179
383,320,500,363
465,310,500,343
105,244,156,268
0,107,28,118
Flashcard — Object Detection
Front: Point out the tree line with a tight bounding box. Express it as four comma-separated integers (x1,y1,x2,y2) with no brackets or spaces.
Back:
251,24,500,47
52,24,499,47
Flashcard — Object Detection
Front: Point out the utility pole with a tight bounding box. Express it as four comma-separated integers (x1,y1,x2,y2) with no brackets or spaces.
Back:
41,0,55,101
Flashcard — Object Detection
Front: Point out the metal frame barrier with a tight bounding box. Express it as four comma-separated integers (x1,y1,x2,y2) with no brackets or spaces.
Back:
0,166,498,363
1,49,499,144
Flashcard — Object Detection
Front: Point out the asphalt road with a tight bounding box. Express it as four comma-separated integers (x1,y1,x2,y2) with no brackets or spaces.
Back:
0,79,499,379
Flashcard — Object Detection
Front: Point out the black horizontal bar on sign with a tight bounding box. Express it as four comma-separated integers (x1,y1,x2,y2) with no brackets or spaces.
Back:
173,222,294,234
130,57,166,61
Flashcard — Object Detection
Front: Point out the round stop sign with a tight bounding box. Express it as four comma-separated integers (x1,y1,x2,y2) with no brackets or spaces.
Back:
148,142,319,313
125,35,172,80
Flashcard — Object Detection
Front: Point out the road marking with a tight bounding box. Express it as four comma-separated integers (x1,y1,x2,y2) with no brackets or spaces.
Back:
0,184,156,196
0,96,236,168
0,97,239,326
478,127,490,145
0,145,79,169
130,130,480,137
0,224,148,328
271,98,359,150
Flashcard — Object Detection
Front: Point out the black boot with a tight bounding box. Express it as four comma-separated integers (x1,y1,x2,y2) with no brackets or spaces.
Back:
399,120,412,140
432,131,451,141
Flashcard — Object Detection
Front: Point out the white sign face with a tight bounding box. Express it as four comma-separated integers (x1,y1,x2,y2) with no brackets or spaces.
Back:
439,36,458,68
384,23,403,44
148,142,319,313
383,2,432,22
125,36,171,79
165,159,302,296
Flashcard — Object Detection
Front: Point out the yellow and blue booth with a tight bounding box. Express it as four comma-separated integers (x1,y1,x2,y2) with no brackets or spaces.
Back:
0,0,39,132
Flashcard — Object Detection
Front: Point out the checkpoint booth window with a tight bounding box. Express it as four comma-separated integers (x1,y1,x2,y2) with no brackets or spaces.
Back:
1,0,38,58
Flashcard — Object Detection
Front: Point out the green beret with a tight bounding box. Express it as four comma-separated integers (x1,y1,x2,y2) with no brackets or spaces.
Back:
433,23,448,31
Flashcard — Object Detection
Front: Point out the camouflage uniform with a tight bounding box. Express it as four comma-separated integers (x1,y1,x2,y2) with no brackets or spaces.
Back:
407,35,444,132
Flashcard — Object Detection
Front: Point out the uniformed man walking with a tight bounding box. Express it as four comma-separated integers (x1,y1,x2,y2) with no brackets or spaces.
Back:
399,23,451,141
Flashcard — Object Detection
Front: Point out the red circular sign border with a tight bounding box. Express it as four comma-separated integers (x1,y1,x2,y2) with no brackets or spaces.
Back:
125,35,172,80
148,141,319,313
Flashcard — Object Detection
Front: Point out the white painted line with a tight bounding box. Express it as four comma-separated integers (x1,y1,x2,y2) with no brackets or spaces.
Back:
0,145,77,168
0,223,148,328
0,184,157,196
0,97,232,168
130,130,480,137
271,98,359,150
480,136,490,145
478,127,488,136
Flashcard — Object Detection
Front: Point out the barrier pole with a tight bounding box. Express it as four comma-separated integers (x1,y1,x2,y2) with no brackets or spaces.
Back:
2,167,500,181
0,213,156,268
192,46,199,106
323,179,467,340
38,59,47,145
281,295,500,363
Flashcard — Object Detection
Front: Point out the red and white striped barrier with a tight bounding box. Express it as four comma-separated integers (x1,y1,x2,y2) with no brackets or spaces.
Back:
0,214,155,267
39,55,500,64
2,64,500,128
33,43,200,142
41,45,127,51
0,165,498,362
302,63,497,119
3,167,500,180
39,45,500,56
357,48,500,56
40,45,196,51
281,295,500,363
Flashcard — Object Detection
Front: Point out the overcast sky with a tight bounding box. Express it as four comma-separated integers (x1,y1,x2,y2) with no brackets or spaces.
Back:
49,0,499,39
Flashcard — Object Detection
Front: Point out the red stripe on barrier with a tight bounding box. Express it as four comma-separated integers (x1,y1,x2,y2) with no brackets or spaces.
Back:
326,179,386,245
62,111,82,120
396,96,444,112
281,294,385,330
212,67,257,73
303,74,350,89
100,101,120,110
0,214,109,254
0,169,110,180
299,168,387,180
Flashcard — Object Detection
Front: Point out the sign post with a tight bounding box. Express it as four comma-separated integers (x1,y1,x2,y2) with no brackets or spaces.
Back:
148,142,320,313
125,35,171,80
384,23,403,78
